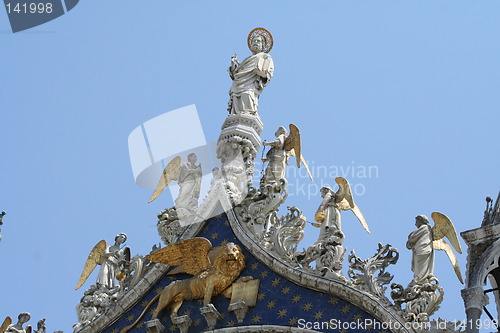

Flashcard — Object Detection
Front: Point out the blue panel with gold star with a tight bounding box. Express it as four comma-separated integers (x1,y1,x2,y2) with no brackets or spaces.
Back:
104,214,384,333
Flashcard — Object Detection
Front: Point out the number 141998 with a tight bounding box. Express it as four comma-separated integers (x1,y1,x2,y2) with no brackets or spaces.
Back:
6,2,53,14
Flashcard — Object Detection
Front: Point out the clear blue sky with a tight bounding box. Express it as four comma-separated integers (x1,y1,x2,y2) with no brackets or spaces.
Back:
1,1,499,331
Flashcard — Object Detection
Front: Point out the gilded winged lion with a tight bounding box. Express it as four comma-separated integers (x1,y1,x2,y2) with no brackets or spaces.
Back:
121,237,245,332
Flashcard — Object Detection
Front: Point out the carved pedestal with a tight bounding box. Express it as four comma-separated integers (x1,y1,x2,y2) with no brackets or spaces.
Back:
228,301,249,323
172,315,192,333
146,319,165,333
217,114,263,203
391,277,444,322
200,303,221,330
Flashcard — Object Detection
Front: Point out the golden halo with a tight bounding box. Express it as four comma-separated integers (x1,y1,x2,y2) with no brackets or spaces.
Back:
247,27,273,53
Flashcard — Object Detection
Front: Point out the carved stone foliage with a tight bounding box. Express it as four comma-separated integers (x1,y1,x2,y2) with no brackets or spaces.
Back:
234,181,288,238
261,206,306,264
348,243,399,302
157,207,185,246
391,277,444,322
295,231,347,282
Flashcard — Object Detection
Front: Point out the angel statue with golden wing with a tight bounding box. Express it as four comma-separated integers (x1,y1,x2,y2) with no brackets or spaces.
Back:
75,233,130,292
406,213,463,285
314,177,370,242
148,153,202,222
0,313,31,333
261,124,313,186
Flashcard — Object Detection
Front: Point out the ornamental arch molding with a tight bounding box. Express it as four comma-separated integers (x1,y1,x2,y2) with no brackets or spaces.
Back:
469,238,500,288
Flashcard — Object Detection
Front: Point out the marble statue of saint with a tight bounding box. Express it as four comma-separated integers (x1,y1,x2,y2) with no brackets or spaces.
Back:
228,29,274,115
174,153,202,220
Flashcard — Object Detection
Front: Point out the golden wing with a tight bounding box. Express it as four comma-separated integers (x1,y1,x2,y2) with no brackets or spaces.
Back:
289,150,314,183
335,177,370,233
431,212,462,254
148,156,182,203
0,317,12,333
75,240,106,290
146,237,212,276
433,238,464,284
284,124,301,168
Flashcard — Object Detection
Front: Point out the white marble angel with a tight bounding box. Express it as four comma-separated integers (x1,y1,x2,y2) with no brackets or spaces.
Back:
0,313,31,333
261,124,313,185
406,213,463,285
75,233,130,291
314,177,370,241
148,153,202,221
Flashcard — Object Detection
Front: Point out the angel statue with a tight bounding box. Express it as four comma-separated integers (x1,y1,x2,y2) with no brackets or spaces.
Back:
0,312,31,333
261,124,313,186
228,27,274,115
406,213,463,285
149,153,202,222
314,177,370,242
75,233,130,292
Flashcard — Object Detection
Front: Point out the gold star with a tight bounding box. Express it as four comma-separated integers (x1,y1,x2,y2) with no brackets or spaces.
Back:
223,219,229,226
281,286,290,295
192,319,201,326
313,311,324,320
259,270,269,278
220,312,225,319
126,314,135,322
302,303,313,311
250,262,259,270
168,275,177,280
267,300,276,309
182,309,192,316
292,294,302,303
289,317,298,325
141,300,149,307
155,287,163,294
277,309,287,318
329,296,339,304
226,320,236,327
169,324,177,332
271,278,281,287
251,315,262,323
341,304,351,313
111,329,119,333
339,329,348,333
257,292,266,300
137,321,144,328
211,232,219,240
221,239,228,246
352,313,363,322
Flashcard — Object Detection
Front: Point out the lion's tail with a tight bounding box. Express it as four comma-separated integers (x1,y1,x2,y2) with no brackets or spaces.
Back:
120,293,160,333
